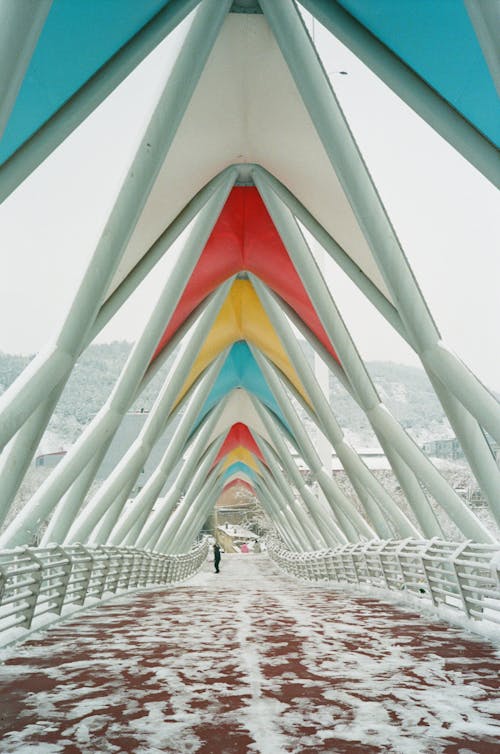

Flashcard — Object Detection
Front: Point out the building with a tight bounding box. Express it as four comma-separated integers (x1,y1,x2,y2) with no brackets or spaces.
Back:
216,523,259,553
34,450,66,468
292,448,392,475
422,438,463,461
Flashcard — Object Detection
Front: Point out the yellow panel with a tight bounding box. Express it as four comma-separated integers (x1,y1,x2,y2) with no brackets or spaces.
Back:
221,446,261,474
173,285,242,407
238,282,309,402
173,279,311,407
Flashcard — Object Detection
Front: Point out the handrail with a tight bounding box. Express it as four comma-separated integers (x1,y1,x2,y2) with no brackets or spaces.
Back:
267,538,500,627
0,538,209,646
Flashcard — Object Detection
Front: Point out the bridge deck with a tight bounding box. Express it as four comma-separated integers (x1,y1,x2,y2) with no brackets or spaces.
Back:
1,554,499,753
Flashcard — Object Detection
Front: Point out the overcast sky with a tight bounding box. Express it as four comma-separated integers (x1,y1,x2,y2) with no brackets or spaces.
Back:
0,9,498,391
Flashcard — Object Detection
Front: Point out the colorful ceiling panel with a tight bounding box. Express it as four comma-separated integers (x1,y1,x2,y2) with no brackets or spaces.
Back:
336,0,499,146
213,423,264,467
174,279,311,408
221,448,261,475
222,461,257,482
0,0,180,164
223,479,255,495
193,344,289,434
152,188,339,363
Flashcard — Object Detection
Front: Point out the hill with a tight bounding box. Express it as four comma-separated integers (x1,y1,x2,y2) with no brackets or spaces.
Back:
1,343,453,453
0,342,175,451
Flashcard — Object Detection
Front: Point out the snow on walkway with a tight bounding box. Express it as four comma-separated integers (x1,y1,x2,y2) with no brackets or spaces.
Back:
1,554,499,753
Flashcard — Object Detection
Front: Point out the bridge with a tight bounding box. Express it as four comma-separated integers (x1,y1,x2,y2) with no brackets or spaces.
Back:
0,1,499,752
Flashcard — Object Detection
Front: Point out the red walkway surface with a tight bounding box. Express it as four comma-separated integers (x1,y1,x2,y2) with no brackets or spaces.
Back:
1,555,499,753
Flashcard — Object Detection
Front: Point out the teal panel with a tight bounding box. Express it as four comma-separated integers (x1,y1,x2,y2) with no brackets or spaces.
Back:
193,342,290,434
0,0,173,164
222,462,256,481
337,0,499,146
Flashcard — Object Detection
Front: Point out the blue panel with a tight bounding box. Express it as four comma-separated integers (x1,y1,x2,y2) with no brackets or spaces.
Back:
222,462,256,481
337,0,499,146
0,0,173,163
193,342,291,434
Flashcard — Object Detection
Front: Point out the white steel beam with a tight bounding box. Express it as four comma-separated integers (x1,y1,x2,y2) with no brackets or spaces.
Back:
252,178,495,544
255,168,500,526
63,289,230,545
0,190,232,548
0,0,231,453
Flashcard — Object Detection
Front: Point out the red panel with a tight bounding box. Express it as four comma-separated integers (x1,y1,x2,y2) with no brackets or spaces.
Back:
242,189,335,358
152,187,338,362
223,479,255,494
213,422,265,467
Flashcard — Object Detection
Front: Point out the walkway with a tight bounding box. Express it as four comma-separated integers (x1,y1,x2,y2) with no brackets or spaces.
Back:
1,555,499,753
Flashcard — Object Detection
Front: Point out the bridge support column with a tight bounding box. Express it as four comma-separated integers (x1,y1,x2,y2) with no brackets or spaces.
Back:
257,453,329,549
256,444,340,548
254,478,306,552
257,461,323,550
107,369,225,547
155,443,225,553
254,168,500,524
158,466,221,555
172,478,223,555
64,293,230,546
252,180,494,544
253,396,370,547
132,405,226,550
91,357,226,546
41,438,114,544
0,188,232,548
267,448,362,547
251,274,435,539
252,384,379,541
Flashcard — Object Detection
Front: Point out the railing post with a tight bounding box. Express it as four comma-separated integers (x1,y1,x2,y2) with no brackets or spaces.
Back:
450,542,473,618
107,547,120,592
51,545,72,615
419,540,441,607
23,549,44,629
74,545,94,606
94,547,111,599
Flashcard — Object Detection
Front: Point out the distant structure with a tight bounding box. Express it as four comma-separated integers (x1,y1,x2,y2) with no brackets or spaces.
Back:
422,438,464,462
293,448,391,478
216,522,258,553
332,449,391,472
35,450,66,469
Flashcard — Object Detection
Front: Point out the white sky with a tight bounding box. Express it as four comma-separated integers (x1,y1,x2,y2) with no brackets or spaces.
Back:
0,9,498,390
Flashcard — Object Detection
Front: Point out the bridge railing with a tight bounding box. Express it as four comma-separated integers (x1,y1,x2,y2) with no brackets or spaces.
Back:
0,538,209,645
267,538,500,626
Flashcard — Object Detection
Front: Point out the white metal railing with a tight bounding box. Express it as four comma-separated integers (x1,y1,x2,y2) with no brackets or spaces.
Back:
0,538,209,645
267,538,500,626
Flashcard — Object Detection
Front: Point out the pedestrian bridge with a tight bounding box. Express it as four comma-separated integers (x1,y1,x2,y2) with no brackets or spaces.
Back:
1,554,500,753
0,1,499,751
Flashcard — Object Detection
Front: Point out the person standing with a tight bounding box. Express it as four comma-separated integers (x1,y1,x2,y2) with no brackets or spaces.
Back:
213,543,221,573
